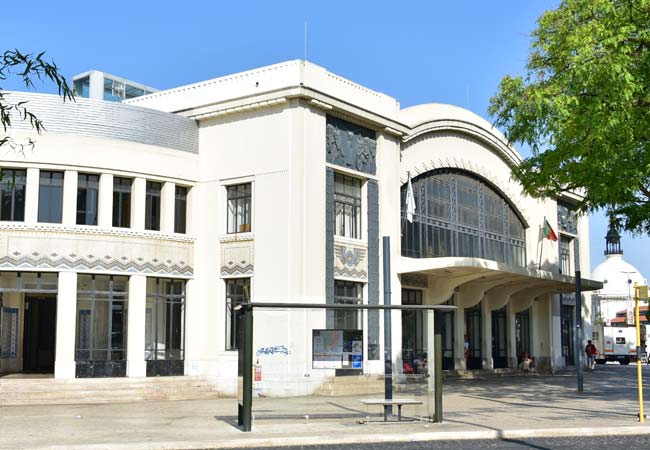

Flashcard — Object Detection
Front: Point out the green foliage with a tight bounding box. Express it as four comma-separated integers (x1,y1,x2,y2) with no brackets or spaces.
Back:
0,49,73,151
489,0,650,233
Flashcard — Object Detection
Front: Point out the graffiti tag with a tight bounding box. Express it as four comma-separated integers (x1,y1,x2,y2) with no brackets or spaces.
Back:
256,345,291,356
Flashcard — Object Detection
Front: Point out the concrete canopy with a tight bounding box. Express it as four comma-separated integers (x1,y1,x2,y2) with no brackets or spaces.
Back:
398,257,603,305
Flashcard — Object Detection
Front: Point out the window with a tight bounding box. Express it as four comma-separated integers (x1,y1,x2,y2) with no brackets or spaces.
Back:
145,278,185,362
227,183,251,234
225,278,250,350
334,174,362,239
401,169,526,266
0,169,26,221
75,274,128,362
402,289,424,357
174,186,188,234
333,280,362,330
559,235,572,274
112,177,131,228
145,181,162,231
73,77,90,98
38,171,64,223
77,173,99,225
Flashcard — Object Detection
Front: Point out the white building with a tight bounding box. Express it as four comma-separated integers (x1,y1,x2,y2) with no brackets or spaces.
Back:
592,225,646,326
0,60,600,397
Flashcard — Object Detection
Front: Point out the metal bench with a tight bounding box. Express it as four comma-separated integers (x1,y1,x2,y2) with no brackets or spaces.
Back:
361,398,424,422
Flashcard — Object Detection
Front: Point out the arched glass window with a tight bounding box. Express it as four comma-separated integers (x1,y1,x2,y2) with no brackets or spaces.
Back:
400,169,527,266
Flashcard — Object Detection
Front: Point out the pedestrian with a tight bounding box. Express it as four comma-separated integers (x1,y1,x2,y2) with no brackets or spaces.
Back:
585,340,598,370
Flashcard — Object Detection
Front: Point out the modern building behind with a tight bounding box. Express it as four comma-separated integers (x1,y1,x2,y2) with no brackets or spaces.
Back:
0,61,601,396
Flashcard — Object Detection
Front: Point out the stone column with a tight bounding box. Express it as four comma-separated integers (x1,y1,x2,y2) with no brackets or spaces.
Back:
127,275,147,377
183,277,195,376
454,307,466,370
25,168,39,224
62,170,78,225
55,271,77,379
481,300,493,369
160,181,175,234
97,173,113,228
131,177,146,231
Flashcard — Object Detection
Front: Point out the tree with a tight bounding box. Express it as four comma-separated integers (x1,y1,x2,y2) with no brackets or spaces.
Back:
489,0,650,233
0,49,73,151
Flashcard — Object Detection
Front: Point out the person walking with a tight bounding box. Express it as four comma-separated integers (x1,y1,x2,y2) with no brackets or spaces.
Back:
585,340,598,370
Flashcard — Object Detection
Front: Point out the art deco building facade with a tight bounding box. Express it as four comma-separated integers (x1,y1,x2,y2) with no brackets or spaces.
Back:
0,61,600,396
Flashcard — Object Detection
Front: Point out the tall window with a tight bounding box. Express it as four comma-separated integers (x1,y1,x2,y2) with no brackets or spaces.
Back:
401,169,526,266
225,278,250,350
559,235,572,274
145,278,185,363
75,275,128,363
333,280,362,330
227,183,251,234
145,181,162,231
38,170,64,223
334,174,362,239
0,169,26,221
174,186,188,234
401,289,424,356
77,173,99,225
112,177,131,228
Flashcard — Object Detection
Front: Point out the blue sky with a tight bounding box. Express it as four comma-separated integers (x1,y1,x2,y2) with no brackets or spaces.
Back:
2,0,647,279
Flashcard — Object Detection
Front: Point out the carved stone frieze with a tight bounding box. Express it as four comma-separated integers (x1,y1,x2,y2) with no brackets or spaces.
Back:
326,115,377,175
221,241,254,276
400,273,429,288
333,240,368,281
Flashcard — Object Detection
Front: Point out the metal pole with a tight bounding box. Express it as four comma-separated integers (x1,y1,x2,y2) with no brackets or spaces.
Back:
383,236,393,418
575,269,584,393
634,283,645,422
241,305,254,431
434,334,443,423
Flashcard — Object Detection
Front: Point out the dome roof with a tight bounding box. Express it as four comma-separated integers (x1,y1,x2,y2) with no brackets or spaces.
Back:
592,254,646,298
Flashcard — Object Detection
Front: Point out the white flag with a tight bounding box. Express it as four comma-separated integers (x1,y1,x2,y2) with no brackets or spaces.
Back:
406,176,416,223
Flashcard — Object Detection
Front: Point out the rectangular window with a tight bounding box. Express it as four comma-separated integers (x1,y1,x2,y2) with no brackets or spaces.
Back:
333,280,362,330
559,235,572,274
75,274,129,362
225,278,250,350
227,183,251,234
145,181,162,231
0,168,26,221
334,173,362,239
76,173,99,225
112,177,131,228
174,186,188,234
145,278,185,361
38,170,64,223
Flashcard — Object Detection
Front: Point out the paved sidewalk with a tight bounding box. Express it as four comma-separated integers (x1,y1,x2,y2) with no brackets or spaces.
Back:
2,365,650,449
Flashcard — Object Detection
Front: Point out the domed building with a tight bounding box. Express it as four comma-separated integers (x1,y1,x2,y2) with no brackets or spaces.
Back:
591,224,646,325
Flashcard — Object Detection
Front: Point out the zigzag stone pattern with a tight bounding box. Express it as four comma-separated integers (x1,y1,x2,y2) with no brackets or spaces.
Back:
333,267,368,280
220,264,254,276
0,255,192,277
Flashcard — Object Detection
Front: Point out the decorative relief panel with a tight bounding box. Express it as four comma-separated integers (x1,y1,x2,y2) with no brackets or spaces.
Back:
333,241,368,281
400,273,429,288
221,241,254,276
326,115,377,175
557,202,578,234
0,232,192,276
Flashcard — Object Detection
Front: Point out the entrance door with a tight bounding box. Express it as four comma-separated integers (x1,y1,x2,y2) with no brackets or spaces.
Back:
491,307,508,368
561,304,575,366
465,304,482,370
515,309,531,360
22,296,57,373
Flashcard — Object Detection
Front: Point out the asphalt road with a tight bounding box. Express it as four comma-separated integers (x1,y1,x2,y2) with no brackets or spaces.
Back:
253,434,650,450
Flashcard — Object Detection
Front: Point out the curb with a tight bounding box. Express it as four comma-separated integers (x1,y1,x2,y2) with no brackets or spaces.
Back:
28,425,650,450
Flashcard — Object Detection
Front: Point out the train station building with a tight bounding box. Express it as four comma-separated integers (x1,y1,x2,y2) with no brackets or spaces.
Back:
0,60,601,398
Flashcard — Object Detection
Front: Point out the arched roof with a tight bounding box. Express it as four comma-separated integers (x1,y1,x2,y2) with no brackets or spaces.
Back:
399,103,523,168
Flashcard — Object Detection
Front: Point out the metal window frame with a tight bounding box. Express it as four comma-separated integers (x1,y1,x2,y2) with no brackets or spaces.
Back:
225,277,250,350
76,274,128,362
0,168,27,221
226,183,252,234
145,277,186,361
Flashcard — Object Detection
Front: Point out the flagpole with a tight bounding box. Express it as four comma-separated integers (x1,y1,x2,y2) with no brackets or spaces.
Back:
539,217,544,269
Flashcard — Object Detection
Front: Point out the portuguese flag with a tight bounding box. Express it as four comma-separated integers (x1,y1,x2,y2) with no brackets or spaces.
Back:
543,217,558,242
